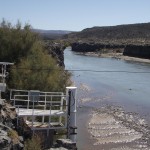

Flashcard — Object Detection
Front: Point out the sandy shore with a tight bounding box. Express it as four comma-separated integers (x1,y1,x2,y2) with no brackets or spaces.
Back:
76,52,150,63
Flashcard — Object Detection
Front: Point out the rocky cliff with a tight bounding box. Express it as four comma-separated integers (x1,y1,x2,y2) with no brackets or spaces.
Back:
71,42,150,59
71,42,124,53
0,99,24,150
123,45,150,59
64,22,150,58
44,41,65,67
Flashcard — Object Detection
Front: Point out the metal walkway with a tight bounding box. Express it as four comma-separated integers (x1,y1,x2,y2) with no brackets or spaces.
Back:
10,89,67,130
10,87,77,143
17,108,65,116
0,61,77,142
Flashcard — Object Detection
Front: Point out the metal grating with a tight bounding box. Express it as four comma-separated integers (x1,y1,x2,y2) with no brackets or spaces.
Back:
10,89,67,130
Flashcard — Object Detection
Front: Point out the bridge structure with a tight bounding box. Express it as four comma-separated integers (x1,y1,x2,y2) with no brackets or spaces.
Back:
10,87,77,143
0,62,77,143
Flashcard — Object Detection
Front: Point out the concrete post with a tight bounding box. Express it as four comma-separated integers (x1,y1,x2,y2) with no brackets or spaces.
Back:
66,87,77,143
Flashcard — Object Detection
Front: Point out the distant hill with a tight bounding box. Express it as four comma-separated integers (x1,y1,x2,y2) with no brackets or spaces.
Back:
66,23,150,43
32,29,73,40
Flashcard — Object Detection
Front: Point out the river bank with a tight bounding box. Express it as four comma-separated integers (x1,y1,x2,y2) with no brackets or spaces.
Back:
87,106,150,150
77,83,150,150
75,52,150,63
64,47,150,150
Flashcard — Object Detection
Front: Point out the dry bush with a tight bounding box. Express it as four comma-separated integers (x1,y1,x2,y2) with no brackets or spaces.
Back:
24,134,42,150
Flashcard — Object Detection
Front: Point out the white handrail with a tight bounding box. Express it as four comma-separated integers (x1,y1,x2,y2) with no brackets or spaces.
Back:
10,88,72,132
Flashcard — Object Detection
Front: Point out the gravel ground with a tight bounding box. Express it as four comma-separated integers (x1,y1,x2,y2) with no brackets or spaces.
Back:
88,106,150,150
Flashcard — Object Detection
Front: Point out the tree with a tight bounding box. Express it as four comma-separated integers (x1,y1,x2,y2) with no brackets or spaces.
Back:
0,20,38,63
0,19,70,92
9,44,69,92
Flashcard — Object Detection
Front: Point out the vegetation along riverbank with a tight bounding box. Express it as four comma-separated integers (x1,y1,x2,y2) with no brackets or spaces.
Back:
1,19,150,149
0,20,71,149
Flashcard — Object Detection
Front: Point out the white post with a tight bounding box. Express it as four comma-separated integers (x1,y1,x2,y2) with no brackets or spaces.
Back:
66,87,77,143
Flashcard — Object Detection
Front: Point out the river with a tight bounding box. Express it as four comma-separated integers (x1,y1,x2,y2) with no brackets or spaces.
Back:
64,47,150,149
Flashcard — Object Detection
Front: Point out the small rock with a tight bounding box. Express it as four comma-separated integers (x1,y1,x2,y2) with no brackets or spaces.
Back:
0,135,11,149
56,139,77,150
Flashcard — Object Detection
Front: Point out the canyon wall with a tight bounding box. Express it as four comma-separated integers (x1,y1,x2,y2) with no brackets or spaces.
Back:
123,45,150,59
71,42,150,59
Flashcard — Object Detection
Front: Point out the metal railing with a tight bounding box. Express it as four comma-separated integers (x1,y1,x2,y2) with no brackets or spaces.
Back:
10,89,67,130
0,62,14,92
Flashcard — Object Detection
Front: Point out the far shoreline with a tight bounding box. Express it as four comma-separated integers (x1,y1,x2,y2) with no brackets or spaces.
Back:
75,52,150,63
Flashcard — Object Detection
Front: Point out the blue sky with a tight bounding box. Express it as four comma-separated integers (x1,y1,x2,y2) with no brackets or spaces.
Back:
0,0,150,31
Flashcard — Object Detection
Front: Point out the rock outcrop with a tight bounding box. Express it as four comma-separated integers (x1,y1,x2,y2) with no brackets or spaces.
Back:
71,42,124,53
44,42,65,67
123,45,150,59
71,42,150,60
50,139,77,150
0,99,24,150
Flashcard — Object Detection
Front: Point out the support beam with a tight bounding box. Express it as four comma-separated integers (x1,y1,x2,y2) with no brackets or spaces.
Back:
66,87,77,143
0,62,14,92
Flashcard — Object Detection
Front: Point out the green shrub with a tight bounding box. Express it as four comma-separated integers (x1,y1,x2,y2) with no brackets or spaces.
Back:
9,44,69,91
0,19,70,92
0,19,38,63
24,134,42,150
8,129,20,144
